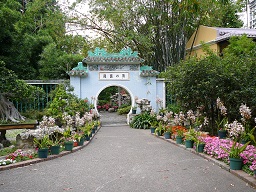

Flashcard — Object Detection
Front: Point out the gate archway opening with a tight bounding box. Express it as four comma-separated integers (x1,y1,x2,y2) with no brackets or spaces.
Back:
95,84,134,115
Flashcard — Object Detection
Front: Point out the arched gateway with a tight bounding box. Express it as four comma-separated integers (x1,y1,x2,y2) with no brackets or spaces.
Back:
68,47,165,124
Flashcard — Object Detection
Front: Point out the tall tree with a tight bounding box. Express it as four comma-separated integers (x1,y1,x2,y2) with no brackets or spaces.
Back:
0,0,89,79
69,0,244,71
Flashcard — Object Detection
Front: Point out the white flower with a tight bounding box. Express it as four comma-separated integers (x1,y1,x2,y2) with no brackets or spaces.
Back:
156,115,162,121
173,114,179,125
216,97,227,116
203,117,209,126
227,120,245,139
163,116,168,122
239,103,251,121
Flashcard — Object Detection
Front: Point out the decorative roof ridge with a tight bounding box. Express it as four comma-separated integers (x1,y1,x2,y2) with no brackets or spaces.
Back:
83,47,145,63
68,62,88,77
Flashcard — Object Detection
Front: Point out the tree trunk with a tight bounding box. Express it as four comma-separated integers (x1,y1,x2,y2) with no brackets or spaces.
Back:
0,95,25,123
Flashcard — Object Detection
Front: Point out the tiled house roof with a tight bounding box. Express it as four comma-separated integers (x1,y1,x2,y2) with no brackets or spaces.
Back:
215,27,256,42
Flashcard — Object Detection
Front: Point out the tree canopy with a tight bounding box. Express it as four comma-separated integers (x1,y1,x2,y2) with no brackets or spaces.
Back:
0,0,89,80
68,0,245,71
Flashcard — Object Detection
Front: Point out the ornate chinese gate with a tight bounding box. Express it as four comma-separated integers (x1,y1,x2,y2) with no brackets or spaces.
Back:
68,47,165,123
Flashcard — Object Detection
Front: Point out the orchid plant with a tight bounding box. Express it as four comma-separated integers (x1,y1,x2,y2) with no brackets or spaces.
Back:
223,120,251,158
239,104,256,144
215,97,228,131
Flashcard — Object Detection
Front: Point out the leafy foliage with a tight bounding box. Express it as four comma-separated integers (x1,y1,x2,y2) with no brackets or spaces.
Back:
130,112,155,129
45,83,89,119
0,0,89,80
68,0,245,71
117,106,130,115
163,36,256,134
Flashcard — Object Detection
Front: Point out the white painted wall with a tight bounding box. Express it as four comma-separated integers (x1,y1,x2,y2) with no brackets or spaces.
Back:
70,63,165,117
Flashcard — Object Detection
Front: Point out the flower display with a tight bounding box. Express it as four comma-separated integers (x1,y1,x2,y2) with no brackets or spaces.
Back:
250,160,256,171
5,149,36,163
171,126,187,137
0,159,16,166
227,120,245,139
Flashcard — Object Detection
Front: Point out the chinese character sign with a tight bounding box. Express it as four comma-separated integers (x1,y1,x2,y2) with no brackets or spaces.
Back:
99,72,129,80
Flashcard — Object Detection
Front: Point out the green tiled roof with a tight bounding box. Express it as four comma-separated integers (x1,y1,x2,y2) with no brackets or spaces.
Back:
140,65,159,77
83,47,144,64
68,62,88,76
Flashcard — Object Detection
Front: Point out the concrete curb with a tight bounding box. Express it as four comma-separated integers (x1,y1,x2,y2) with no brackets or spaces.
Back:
153,133,256,189
0,126,101,171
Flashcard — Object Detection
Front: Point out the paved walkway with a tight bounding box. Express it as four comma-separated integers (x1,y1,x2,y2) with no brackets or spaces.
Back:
0,112,255,192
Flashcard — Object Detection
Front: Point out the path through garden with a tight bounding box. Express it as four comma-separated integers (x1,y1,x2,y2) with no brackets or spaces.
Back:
0,112,255,191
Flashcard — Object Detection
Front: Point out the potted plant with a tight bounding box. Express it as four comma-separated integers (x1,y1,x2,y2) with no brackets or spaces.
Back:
175,127,186,144
63,127,74,151
49,131,63,155
155,122,164,136
94,120,100,130
194,131,208,153
215,98,228,139
222,120,251,170
82,122,93,140
150,120,158,134
33,135,50,158
163,125,172,139
184,128,196,148
74,132,85,146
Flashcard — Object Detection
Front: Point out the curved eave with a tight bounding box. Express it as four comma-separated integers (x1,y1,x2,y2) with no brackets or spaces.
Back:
67,71,88,77
140,71,160,77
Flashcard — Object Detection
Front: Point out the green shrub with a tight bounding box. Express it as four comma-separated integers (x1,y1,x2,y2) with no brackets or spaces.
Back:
130,112,155,129
21,110,45,121
166,103,181,114
117,106,131,115
119,104,130,109
0,147,17,156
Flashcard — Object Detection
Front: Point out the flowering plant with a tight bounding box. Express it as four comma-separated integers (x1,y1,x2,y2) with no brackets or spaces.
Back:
6,149,36,162
250,160,256,171
239,104,256,144
223,120,251,158
33,135,50,149
215,98,228,131
0,159,15,166
187,108,208,130
184,128,197,141
171,126,186,137
173,111,185,126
